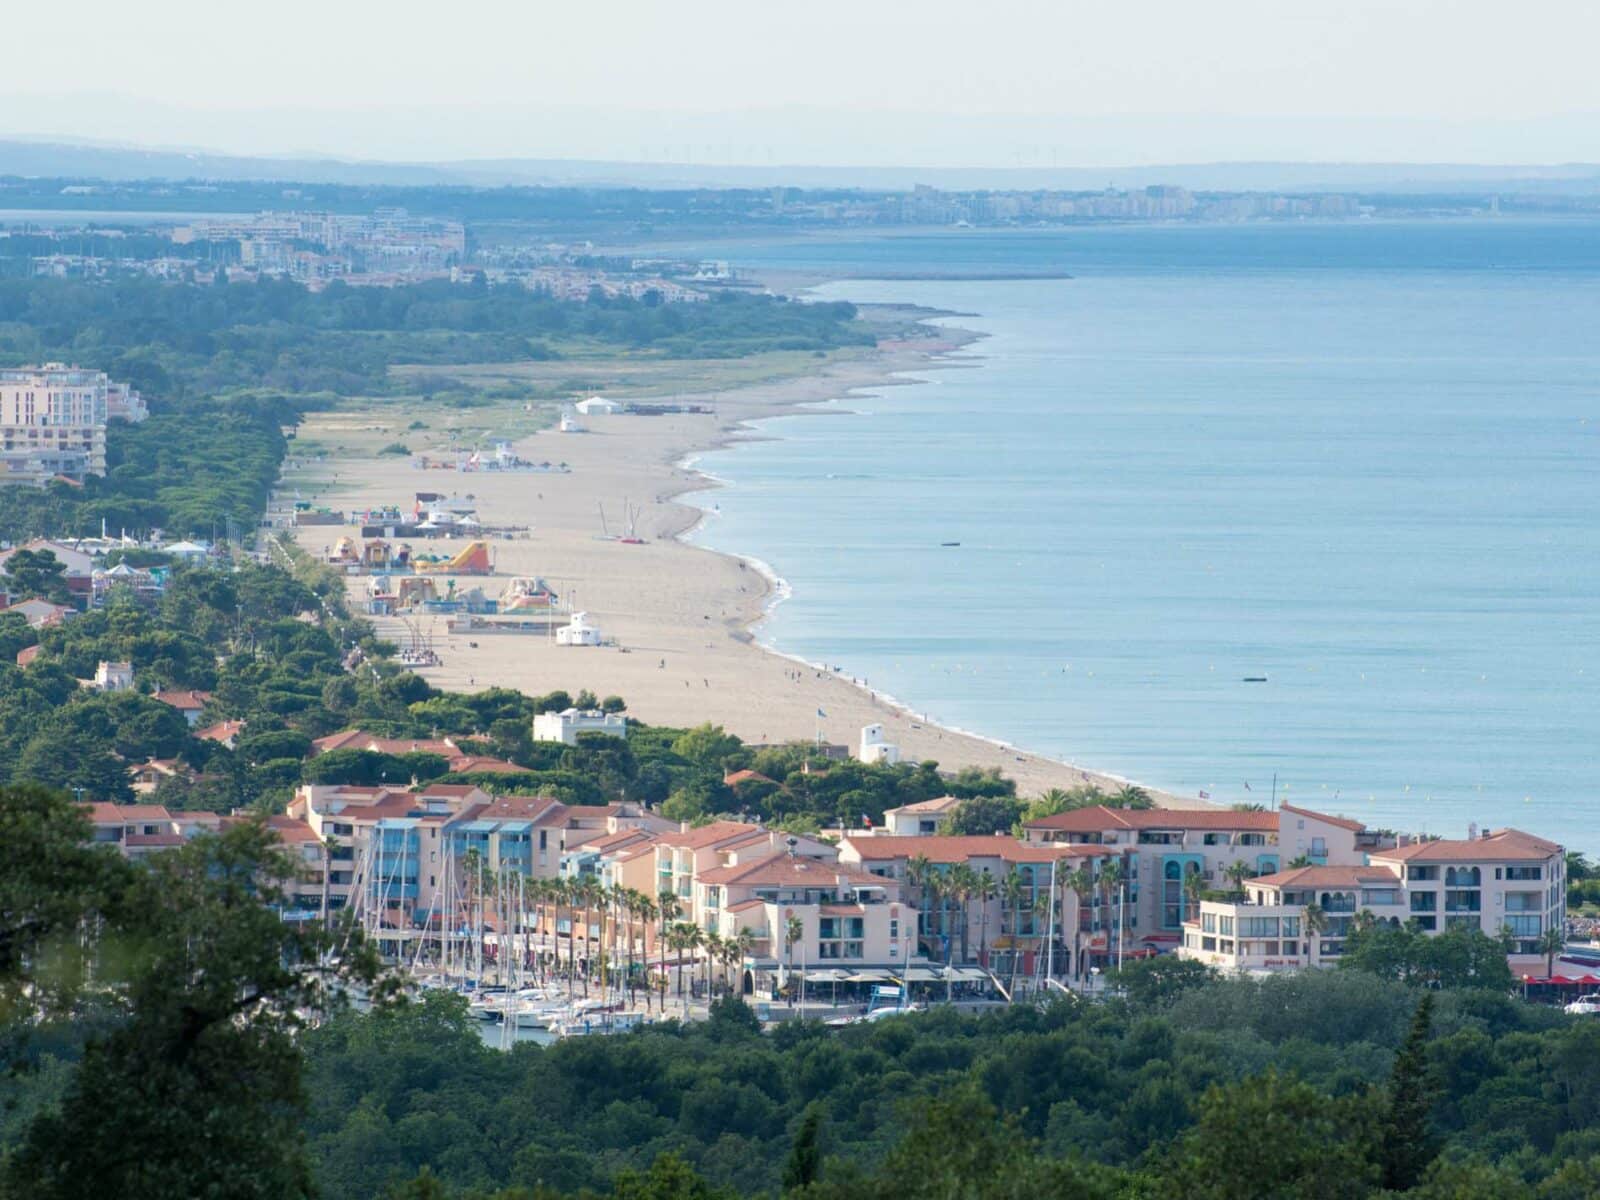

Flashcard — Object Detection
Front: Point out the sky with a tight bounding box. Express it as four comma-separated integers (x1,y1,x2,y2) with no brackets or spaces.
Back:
4,0,1599,165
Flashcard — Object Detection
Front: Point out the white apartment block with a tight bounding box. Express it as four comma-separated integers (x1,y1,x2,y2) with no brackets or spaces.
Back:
532,707,628,746
0,363,140,485
1023,803,1380,951
1181,828,1565,976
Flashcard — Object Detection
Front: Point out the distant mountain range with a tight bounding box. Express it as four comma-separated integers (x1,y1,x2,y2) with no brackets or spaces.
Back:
4,137,1600,195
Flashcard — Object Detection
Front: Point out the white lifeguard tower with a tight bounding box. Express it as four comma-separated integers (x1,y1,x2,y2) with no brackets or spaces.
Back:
858,723,900,765
558,405,586,433
556,611,603,646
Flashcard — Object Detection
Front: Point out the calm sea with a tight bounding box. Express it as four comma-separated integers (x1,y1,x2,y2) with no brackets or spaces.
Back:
682,222,1600,854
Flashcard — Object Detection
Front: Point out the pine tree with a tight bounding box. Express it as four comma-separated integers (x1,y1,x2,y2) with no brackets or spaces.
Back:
782,1105,823,1192
1382,992,1440,1191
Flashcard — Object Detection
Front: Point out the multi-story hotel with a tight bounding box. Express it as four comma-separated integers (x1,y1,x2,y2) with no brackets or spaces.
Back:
1020,803,1384,953
1180,828,1566,975
0,363,142,485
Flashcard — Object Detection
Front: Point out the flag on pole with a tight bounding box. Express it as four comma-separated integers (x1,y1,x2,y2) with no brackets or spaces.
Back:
816,707,827,718
1243,781,1252,791
1198,790,1211,800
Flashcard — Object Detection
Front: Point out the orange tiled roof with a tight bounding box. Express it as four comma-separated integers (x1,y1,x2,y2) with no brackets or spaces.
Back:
843,834,1112,864
1024,805,1279,833
1372,829,1561,863
1278,803,1367,833
1251,865,1401,889
152,689,211,711
699,852,890,889
656,820,765,850
84,802,172,823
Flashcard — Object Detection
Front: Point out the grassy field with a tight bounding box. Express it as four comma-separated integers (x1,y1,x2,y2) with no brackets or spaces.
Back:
293,343,876,469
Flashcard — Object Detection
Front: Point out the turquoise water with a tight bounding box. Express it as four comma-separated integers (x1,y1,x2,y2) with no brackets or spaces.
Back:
682,223,1600,854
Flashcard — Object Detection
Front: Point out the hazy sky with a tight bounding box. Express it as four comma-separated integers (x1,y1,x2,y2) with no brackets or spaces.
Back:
5,0,1599,164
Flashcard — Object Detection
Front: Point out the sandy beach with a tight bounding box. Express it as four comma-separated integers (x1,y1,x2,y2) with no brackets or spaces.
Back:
288,330,1188,804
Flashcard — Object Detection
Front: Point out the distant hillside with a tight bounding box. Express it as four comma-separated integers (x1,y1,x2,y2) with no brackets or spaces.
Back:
4,137,1600,195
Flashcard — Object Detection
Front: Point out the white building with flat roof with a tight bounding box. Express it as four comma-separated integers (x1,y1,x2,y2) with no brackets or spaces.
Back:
532,707,628,746
858,723,900,764
0,363,121,484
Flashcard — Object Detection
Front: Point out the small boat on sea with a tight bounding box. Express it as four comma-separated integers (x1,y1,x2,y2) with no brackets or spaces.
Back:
1243,676,1268,683
940,541,961,547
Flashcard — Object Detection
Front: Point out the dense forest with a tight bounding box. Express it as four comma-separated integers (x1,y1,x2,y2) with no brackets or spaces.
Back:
0,547,1020,832
0,274,869,538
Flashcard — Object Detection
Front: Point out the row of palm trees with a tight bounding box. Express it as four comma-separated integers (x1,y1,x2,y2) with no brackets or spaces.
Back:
901,854,1133,993
446,858,754,1012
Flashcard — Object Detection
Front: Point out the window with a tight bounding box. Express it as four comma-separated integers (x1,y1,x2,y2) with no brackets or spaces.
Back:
1505,915,1540,937
1412,916,1436,931
1219,915,1234,936
1280,917,1300,937
1202,912,1217,934
1444,890,1481,913
1240,917,1279,937
1409,892,1436,912
1201,936,1216,951
1362,889,1401,905
1407,865,1438,881
1445,866,1482,888
1505,865,1541,880
1310,837,1327,856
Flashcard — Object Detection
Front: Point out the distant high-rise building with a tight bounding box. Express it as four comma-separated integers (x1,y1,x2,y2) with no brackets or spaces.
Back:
0,363,136,486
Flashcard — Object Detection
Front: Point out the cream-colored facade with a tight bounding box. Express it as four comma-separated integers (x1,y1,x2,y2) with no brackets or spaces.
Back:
1180,828,1566,976
0,364,125,483
1023,803,1384,951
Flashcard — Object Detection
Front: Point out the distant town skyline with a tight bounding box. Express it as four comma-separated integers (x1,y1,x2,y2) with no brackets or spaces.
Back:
5,0,1600,166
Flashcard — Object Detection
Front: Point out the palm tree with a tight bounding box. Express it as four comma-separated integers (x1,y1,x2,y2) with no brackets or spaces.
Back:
905,854,934,954
1537,925,1565,978
1001,866,1027,999
723,934,745,994
1182,867,1205,923
1302,902,1327,961
318,834,340,934
1223,859,1254,894
1062,865,1095,981
949,863,979,963
785,913,804,1004
703,931,724,998
730,927,754,997
1099,859,1126,970
668,921,694,998
1110,785,1152,810
975,870,999,967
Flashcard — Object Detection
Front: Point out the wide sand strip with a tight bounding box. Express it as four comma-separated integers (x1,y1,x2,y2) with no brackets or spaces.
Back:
290,337,1189,805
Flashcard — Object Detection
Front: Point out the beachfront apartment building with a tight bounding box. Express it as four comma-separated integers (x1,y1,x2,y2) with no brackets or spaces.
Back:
1180,828,1566,976
839,834,1134,981
0,364,139,485
287,784,673,930
84,802,223,860
1021,803,1383,954
702,852,909,995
